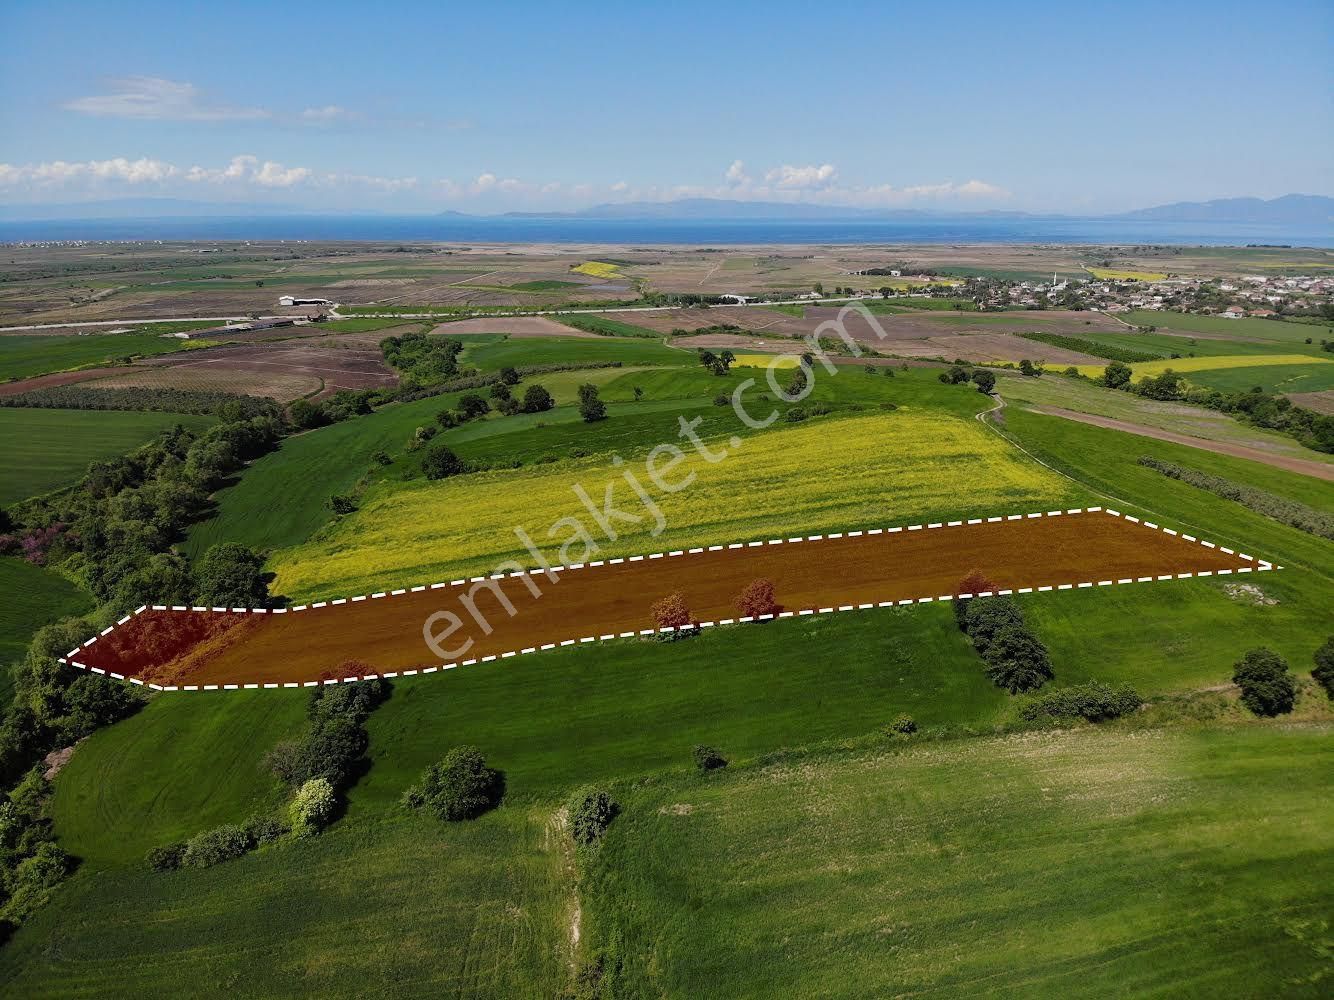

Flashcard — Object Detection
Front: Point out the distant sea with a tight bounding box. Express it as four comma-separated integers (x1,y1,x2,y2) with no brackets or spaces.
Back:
1,215,1332,247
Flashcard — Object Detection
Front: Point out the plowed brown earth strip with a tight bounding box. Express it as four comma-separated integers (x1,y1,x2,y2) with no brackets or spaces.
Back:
74,511,1256,687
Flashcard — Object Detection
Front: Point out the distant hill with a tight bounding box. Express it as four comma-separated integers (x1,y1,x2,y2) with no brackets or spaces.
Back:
1113,194,1334,225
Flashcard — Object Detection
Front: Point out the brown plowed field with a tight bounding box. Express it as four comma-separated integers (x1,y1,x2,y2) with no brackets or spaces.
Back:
70,510,1261,688
429,316,598,338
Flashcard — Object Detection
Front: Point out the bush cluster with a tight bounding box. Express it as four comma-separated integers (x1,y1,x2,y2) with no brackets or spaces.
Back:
1232,648,1296,717
1137,456,1333,540
958,596,1054,694
692,745,728,771
266,678,388,792
1020,682,1143,723
381,332,464,386
0,385,280,416
402,746,504,822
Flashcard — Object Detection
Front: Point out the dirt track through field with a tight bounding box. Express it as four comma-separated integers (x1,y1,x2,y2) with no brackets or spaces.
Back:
68,510,1263,689
1030,406,1334,481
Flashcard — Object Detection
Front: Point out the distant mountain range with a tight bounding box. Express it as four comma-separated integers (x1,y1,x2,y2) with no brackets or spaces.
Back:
1,194,1330,226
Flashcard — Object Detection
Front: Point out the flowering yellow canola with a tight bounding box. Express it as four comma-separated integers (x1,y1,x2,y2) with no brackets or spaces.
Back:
269,411,1081,599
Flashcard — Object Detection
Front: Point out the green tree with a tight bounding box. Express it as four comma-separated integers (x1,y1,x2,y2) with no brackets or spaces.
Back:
1232,647,1296,716
422,443,465,481
972,369,996,394
521,384,554,413
578,383,607,422
1103,360,1133,388
402,746,504,821
982,625,1054,693
196,543,267,608
569,788,618,844
1313,636,1334,699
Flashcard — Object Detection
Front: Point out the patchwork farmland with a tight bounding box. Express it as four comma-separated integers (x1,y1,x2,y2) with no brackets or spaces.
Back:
1,238,1330,1000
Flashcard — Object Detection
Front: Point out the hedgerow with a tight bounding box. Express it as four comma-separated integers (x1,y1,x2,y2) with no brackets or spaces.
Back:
1020,682,1143,723
1017,331,1161,364
1137,456,1334,540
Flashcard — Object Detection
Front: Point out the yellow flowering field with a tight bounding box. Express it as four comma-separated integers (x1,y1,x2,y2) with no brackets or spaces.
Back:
269,411,1083,599
1070,353,1331,379
572,261,621,278
731,353,799,368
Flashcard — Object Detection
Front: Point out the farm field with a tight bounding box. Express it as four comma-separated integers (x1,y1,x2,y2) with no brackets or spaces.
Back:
1084,266,1168,280
0,330,213,382
1070,352,1333,381
84,364,322,402
0,407,215,504
997,371,1334,466
455,333,689,370
73,511,1254,687
267,409,1086,599
578,724,1334,998
0,558,91,700
1124,309,1333,346
1182,361,1334,394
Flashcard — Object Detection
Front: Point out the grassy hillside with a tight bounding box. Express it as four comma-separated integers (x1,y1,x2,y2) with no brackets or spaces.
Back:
268,407,1082,599
0,330,216,381
0,558,92,703
0,408,215,505
579,724,1334,998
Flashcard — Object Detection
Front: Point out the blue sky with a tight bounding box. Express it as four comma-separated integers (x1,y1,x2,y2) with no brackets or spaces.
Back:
1,0,1330,214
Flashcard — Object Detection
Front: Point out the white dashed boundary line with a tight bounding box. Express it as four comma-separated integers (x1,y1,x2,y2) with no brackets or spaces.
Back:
57,507,1278,692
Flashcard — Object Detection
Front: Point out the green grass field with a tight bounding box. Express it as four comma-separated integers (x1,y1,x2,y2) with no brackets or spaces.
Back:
0,558,91,703
1124,309,1334,346
1060,328,1327,360
0,408,215,505
1184,362,1334,394
578,724,1334,998
456,334,689,370
0,331,212,382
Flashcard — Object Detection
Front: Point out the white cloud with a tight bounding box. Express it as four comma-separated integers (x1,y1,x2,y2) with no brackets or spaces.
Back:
764,163,838,190
301,105,353,124
725,159,750,185
183,154,309,187
0,157,178,186
63,77,270,122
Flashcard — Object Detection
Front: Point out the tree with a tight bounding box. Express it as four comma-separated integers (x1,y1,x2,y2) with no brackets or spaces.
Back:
651,592,692,629
962,596,1024,649
422,443,465,481
1018,359,1041,377
952,569,998,628
693,744,728,770
633,386,644,401
982,625,1054,693
490,381,512,401
1232,647,1296,716
521,384,554,413
569,788,618,844
578,383,607,423
402,746,504,821
1103,360,1132,389
735,578,778,618
1313,636,1334,699
457,393,490,420
196,543,267,608
942,365,970,385
499,366,520,386
289,777,337,836
972,369,996,394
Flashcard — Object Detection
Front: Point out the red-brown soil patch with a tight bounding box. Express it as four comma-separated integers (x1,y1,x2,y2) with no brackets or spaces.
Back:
69,511,1261,688
0,366,138,396
430,316,598,338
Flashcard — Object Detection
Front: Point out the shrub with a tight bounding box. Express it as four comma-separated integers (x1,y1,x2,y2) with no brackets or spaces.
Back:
569,789,619,845
457,393,490,419
893,715,922,736
972,369,996,393
422,443,465,481
1313,636,1334,699
1103,361,1133,388
521,384,555,413
499,366,520,385
289,778,338,836
1020,682,1143,722
435,409,459,429
146,843,186,872
735,578,778,618
329,494,357,515
402,746,503,822
982,625,1054,694
1018,359,1041,377
497,396,521,416
784,407,808,422
243,813,289,846
713,393,730,407
651,592,692,629
181,824,251,868
1232,648,1296,716
490,382,512,401
693,745,728,771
